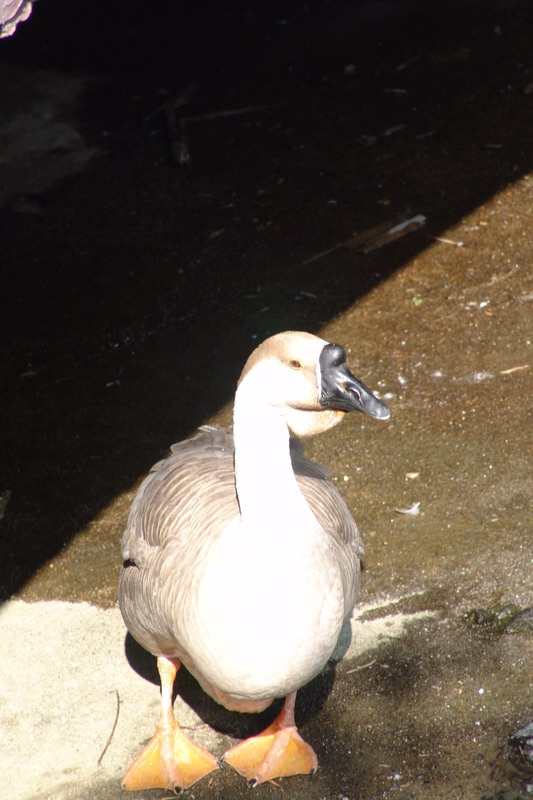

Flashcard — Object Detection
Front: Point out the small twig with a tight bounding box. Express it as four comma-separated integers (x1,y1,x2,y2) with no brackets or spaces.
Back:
431,767,441,788
143,81,200,123
169,100,275,166
462,268,515,292
346,658,377,674
97,690,120,766
500,364,529,375
184,104,276,123
430,235,464,248
266,777,284,791
302,243,343,265
486,269,516,286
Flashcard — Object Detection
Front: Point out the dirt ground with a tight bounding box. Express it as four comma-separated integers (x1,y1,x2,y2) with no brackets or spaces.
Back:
1,1,532,799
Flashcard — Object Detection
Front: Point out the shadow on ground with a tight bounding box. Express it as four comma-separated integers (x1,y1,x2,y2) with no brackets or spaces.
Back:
125,631,335,739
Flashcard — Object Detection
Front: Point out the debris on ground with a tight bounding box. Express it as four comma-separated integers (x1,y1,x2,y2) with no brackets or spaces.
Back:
465,604,533,634
393,501,421,516
303,214,426,264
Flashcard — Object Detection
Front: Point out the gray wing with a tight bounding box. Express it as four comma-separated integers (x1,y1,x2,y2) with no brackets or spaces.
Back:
121,426,238,565
119,427,239,655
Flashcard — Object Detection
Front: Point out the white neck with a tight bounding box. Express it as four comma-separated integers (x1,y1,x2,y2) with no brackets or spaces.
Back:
232,385,318,534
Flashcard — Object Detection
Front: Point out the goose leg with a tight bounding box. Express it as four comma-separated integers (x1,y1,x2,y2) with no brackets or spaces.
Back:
223,691,317,785
122,656,218,791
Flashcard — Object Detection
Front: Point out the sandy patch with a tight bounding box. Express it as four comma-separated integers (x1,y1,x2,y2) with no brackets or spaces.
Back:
0,597,434,799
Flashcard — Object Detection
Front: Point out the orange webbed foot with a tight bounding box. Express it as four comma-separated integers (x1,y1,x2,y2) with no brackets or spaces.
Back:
223,692,317,786
122,721,218,791
122,656,218,791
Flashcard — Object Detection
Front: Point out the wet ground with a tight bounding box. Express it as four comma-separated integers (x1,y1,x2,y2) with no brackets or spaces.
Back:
1,1,532,798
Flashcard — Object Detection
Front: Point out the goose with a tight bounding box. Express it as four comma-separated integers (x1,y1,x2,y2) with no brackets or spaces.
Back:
118,330,390,790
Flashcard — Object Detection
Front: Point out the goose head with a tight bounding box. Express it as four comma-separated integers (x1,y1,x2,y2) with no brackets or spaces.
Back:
235,331,390,437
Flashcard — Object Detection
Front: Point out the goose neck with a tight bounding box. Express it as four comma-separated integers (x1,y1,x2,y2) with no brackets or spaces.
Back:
232,392,313,529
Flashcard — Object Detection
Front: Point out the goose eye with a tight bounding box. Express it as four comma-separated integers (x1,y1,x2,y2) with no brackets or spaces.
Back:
289,359,302,370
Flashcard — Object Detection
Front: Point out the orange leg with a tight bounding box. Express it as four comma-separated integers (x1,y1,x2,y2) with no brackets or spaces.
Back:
122,656,218,791
223,691,317,785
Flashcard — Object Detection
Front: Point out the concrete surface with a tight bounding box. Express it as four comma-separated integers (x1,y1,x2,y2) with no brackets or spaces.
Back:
0,594,437,800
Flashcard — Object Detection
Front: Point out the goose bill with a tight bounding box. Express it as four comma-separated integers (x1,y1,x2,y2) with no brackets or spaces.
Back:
319,343,390,420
